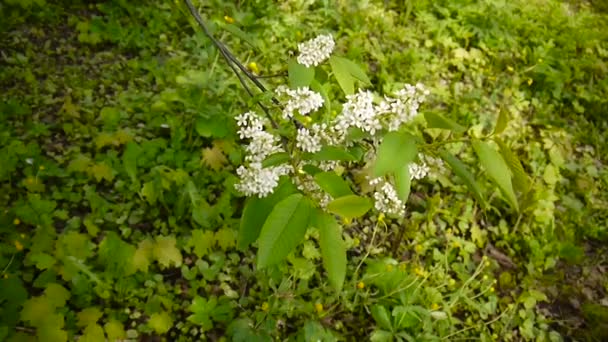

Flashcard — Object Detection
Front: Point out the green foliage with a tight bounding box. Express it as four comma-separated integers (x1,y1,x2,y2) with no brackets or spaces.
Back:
0,0,606,341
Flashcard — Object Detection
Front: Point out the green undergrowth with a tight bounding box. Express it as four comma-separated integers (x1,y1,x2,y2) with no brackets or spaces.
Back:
0,0,607,341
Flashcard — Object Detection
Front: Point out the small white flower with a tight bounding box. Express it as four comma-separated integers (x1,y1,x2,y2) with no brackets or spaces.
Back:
297,34,335,67
373,181,405,217
235,163,292,198
296,127,322,153
276,86,324,119
334,89,381,136
409,161,430,180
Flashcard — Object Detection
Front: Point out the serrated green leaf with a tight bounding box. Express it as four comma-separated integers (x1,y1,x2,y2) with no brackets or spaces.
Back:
314,211,346,292
374,132,417,177
80,323,104,342
190,230,215,258
439,150,485,205
21,296,54,326
495,138,529,194
104,320,125,341
288,59,315,88
329,56,355,95
326,195,372,219
38,314,67,342
132,239,154,273
237,179,296,250
472,140,519,211
306,145,357,162
77,307,102,327
153,235,182,269
30,252,56,270
314,172,353,198
88,162,114,182
149,311,173,334
215,228,237,250
44,283,70,308
393,166,411,203
257,194,311,268
424,112,466,133
98,232,136,276
262,152,290,168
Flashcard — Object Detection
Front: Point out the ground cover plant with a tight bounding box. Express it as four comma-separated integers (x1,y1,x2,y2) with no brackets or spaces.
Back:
1,0,607,341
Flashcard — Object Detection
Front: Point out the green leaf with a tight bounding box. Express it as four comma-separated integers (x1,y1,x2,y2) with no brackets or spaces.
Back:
98,232,136,276
314,172,353,198
339,57,372,85
424,112,466,133
288,59,315,88
122,142,141,183
132,239,154,273
439,151,485,205
314,211,347,292
21,296,54,326
190,229,215,258
306,145,357,162
149,311,173,334
393,166,411,203
153,235,182,269
214,228,237,250
302,164,323,176
262,152,290,168
472,141,519,211
494,109,509,135
329,56,355,95
495,138,529,194
326,195,372,219
80,324,105,342
374,132,417,177
371,305,393,331
77,307,103,327
44,283,70,308
256,194,311,268
237,179,296,250
104,320,125,341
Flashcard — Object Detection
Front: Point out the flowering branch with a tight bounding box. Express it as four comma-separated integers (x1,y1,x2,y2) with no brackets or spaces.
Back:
183,0,280,128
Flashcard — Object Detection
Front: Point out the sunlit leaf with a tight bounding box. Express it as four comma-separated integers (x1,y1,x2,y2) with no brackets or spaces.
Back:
257,194,311,268
326,195,372,219
288,59,315,88
473,140,519,211
153,235,182,269
439,150,486,206
424,112,466,133
314,211,346,292
314,171,353,198
374,132,417,177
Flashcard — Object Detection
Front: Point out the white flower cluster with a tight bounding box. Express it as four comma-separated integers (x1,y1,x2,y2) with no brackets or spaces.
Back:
373,181,406,217
296,123,335,153
409,153,445,180
333,84,429,137
234,112,292,197
296,34,335,67
275,86,324,120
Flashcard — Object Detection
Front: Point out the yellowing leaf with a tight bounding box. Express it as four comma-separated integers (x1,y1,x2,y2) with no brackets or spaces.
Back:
68,154,92,173
114,129,133,145
77,307,103,327
95,132,115,149
38,314,68,342
21,296,54,326
88,162,114,182
44,283,70,308
80,323,105,342
148,311,173,334
201,143,227,171
104,320,125,341
153,235,182,268
133,239,154,273
189,230,215,258
214,228,237,251
60,95,79,118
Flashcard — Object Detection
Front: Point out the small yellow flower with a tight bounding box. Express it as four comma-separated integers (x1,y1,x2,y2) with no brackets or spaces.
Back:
414,267,424,276
314,303,323,313
14,240,24,251
248,62,259,74
356,282,365,289
527,78,533,86
303,116,312,124
483,275,488,281
490,286,495,292
39,165,45,171
385,264,394,272
537,58,543,63
297,168,306,175
507,66,514,72
296,31,302,39
452,241,461,248
342,217,352,225
448,278,456,286
352,237,360,247
26,177,35,185
485,260,491,268
223,15,235,24
431,303,440,310
13,218,20,225
261,302,269,312
415,245,423,253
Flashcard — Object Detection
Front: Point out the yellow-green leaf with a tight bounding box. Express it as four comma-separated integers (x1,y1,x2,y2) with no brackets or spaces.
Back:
473,140,519,211
314,211,346,292
77,307,103,327
153,235,182,268
148,311,173,334
326,195,372,219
